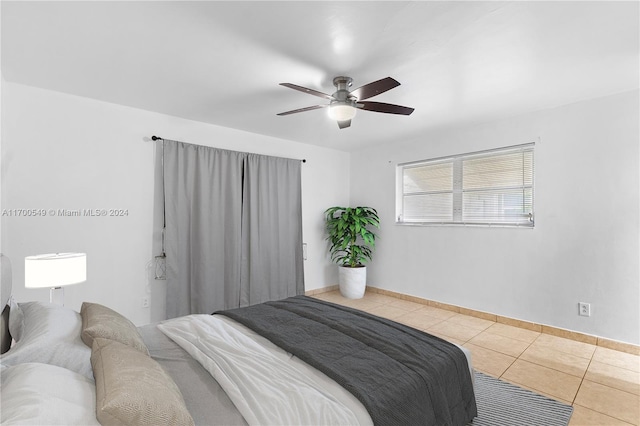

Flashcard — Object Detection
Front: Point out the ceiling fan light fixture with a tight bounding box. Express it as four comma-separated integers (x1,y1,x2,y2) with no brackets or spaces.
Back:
328,102,357,121
278,76,413,128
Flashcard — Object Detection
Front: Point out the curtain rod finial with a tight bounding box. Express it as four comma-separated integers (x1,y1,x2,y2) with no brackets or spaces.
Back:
151,135,162,141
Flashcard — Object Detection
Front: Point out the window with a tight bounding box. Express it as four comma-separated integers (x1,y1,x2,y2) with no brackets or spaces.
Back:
397,143,534,227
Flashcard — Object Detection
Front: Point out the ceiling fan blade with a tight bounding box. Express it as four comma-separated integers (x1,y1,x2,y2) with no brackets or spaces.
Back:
358,101,414,115
277,105,328,116
337,119,351,129
350,77,400,101
279,83,334,100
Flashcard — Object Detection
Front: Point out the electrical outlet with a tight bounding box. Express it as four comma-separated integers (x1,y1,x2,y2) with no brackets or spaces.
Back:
142,297,150,308
303,243,308,260
578,302,591,317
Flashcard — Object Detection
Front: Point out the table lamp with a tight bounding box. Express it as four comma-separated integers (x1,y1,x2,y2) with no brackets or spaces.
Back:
25,253,86,305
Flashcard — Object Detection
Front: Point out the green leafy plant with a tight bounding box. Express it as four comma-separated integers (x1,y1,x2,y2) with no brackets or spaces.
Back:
325,206,380,267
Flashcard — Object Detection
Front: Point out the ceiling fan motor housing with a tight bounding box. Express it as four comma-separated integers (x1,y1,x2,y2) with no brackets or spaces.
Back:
332,76,354,102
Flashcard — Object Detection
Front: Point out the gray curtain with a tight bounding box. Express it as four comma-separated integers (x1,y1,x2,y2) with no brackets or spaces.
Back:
240,153,304,307
163,141,304,318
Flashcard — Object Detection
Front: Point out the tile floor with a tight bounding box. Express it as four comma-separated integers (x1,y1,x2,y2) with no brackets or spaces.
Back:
313,290,640,425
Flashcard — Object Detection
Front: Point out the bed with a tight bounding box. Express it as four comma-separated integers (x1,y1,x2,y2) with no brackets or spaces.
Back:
0,254,477,425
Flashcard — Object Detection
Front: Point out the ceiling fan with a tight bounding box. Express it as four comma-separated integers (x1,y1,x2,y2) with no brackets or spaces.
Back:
277,76,414,129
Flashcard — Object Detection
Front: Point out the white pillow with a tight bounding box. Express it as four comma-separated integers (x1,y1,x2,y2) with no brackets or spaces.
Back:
0,362,100,425
0,302,92,379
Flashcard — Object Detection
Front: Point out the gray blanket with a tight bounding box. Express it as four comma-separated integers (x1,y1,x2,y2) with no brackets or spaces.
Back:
218,296,477,425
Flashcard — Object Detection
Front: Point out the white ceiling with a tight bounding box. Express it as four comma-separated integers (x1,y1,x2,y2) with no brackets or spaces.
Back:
2,1,638,152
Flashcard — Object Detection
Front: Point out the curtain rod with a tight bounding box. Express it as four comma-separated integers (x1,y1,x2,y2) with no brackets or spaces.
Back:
151,135,306,163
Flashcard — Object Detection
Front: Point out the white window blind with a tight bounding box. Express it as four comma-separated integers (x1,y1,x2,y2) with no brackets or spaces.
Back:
397,143,534,227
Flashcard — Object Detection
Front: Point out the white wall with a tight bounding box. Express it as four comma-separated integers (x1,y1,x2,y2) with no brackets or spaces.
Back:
350,90,639,345
4,82,637,345
1,82,349,325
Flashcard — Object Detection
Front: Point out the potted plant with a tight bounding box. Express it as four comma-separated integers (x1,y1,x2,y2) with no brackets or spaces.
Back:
324,206,380,299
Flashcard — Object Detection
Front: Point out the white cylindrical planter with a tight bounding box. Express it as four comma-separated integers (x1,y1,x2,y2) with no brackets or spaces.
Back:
338,266,366,299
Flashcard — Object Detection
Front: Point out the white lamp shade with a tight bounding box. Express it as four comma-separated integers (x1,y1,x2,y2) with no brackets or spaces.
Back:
25,253,87,289
328,104,357,121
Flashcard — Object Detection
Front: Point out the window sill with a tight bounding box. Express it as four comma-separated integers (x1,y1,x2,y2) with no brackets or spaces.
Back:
395,221,534,229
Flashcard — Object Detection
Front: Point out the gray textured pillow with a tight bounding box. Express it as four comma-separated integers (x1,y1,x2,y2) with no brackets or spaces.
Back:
80,302,149,355
91,338,194,426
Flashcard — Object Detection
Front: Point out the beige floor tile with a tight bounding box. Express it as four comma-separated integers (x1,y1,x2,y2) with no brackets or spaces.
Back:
534,333,597,359
574,380,640,425
424,330,466,346
585,361,640,395
312,292,344,303
501,359,582,402
593,347,640,373
337,298,386,312
365,304,408,320
570,405,634,426
463,343,515,377
519,342,591,378
468,331,531,358
386,298,427,311
394,310,445,330
414,305,458,320
447,313,495,331
484,322,540,344
361,291,398,304
427,320,484,342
